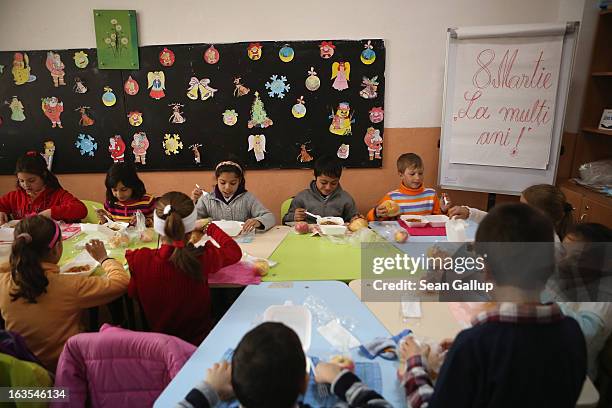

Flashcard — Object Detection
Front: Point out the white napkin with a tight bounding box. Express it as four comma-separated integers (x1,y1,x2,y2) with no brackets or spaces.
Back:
401,301,422,318
317,319,360,350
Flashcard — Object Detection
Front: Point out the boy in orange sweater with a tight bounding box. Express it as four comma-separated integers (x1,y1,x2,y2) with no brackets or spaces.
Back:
367,153,441,221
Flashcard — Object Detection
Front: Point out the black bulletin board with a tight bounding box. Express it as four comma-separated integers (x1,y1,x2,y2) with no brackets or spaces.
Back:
0,39,385,174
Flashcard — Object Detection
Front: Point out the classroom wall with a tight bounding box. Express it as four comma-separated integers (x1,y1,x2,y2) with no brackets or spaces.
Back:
0,0,594,217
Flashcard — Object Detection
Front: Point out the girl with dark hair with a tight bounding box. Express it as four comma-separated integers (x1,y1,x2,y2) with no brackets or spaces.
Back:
0,215,129,370
125,191,241,345
0,151,87,223
191,160,275,232
98,163,156,226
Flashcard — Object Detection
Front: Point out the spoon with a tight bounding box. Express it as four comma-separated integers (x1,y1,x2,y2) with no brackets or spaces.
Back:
305,211,321,220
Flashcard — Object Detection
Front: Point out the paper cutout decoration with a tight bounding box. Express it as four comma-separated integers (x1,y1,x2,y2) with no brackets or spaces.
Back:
223,109,238,126
73,77,87,94
337,143,350,159
75,106,95,127
186,77,217,100
41,97,64,128
296,141,313,162
93,10,139,69
127,110,143,127
12,52,36,85
163,133,183,155
42,140,55,170
233,77,250,97
102,87,117,106
364,127,383,160
147,71,165,99
248,134,266,162
319,41,335,59
360,76,379,99
190,143,202,164
109,135,126,162
45,51,66,87
305,67,320,92
168,103,186,123
131,132,149,164
360,40,376,65
247,43,262,60
265,75,290,99
6,97,25,121
331,62,350,91
73,51,89,68
159,47,175,66
75,134,97,156
248,92,273,128
0,65,3,75
279,44,294,62
204,45,219,64
329,102,354,136
369,106,384,123
124,76,139,95
291,96,306,118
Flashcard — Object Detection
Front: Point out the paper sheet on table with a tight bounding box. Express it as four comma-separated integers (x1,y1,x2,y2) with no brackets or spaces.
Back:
401,301,422,318
317,319,360,349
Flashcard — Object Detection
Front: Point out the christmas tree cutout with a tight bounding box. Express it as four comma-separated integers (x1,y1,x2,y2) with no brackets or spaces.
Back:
247,91,273,128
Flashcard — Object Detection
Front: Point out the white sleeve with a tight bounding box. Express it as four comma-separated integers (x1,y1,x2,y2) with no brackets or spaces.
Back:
467,207,488,224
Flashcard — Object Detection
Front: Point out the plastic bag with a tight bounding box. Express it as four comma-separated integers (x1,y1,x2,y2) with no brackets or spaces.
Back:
578,159,612,187
135,210,146,233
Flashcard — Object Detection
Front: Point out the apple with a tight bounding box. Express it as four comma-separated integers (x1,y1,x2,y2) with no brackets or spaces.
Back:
294,221,310,234
383,200,401,217
253,260,269,276
330,355,355,371
394,229,409,243
348,217,368,232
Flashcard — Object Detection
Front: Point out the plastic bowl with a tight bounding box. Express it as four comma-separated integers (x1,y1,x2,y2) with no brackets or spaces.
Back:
400,215,427,227
320,224,348,236
317,216,345,226
423,215,449,228
213,220,244,237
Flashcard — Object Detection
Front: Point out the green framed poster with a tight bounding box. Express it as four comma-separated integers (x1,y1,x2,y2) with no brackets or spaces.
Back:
93,9,139,69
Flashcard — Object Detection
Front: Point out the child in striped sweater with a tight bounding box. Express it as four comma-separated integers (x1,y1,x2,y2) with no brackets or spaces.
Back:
367,153,441,221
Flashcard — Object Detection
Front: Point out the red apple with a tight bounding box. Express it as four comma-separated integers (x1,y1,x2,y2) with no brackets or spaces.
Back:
330,355,355,371
294,221,310,234
394,230,409,243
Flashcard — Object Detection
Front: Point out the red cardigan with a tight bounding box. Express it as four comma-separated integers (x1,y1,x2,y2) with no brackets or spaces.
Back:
0,187,87,222
126,223,242,345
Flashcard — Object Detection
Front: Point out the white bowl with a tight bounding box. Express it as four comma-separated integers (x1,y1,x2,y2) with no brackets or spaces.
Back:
263,302,312,352
317,216,345,226
60,260,98,276
423,215,450,228
213,220,244,237
104,221,129,232
319,224,348,236
400,215,427,228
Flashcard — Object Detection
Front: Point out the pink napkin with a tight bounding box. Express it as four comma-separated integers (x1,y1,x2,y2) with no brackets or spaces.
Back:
60,223,82,240
397,219,446,236
208,261,262,285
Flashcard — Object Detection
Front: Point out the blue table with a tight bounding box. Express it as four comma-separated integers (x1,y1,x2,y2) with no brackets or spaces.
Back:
155,281,407,408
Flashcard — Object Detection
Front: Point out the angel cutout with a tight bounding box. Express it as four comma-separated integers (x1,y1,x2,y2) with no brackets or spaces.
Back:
331,61,350,91
147,71,165,99
248,134,266,162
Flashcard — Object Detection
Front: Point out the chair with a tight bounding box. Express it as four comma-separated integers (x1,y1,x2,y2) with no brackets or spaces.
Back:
280,197,293,223
0,353,52,408
81,199,104,224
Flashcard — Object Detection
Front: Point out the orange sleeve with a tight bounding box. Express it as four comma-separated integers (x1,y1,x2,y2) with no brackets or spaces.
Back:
366,193,393,221
431,193,441,215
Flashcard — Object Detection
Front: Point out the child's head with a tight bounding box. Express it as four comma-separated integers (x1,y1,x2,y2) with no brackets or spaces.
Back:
105,163,146,204
232,322,308,408
313,155,342,196
563,223,612,244
10,215,62,303
475,203,555,292
397,153,424,189
215,160,245,199
154,191,203,281
521,184,573,239
15,151,61,194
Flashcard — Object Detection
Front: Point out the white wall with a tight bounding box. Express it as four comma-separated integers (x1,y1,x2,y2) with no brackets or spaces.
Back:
0,0,590,129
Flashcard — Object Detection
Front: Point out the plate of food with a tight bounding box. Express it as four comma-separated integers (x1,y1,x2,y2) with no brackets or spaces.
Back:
400,215,427,228
60,260,98,276
212,220,244,237
316,216,345,226
104,221,129,232
422,215,449,228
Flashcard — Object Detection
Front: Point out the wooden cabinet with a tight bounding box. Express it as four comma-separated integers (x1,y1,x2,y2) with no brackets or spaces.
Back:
560,181,612,228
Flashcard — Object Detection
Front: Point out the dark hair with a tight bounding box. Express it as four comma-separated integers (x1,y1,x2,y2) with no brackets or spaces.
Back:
475,203,555,290
9,216,58,303
565,223,612,243
105,163,146,204
15,151,61,190
314,155,342,179
522,184,573,239
232,322,306,408
397,153,423,173
155,192,204,281
215,158,246,190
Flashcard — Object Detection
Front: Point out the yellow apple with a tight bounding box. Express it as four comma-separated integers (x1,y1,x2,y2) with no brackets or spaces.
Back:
348,217,368,232
394,230,409,243
330,355,355,371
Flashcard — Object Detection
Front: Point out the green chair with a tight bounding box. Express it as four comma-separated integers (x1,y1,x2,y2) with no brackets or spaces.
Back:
81,199,104,224
280,197,293,223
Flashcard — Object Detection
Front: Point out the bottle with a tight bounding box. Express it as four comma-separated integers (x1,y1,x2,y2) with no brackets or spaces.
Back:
439,192,451,214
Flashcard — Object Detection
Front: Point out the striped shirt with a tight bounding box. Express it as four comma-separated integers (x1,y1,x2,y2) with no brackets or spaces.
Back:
104,193,156,223
367,184,441,221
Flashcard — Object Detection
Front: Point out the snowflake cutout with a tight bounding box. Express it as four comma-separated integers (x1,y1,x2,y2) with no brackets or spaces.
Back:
163,133,183,155
265,74,290,98
75,134,97,156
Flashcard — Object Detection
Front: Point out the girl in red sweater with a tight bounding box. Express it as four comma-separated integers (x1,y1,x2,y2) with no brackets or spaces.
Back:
125,191,242,345
0,152,87,224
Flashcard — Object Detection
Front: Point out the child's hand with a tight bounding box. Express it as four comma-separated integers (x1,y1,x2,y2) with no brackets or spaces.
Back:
294,208,306,222
85,239,109,263
314,362,343,384
38,209,52,218
242,218,262,232
375,204,389,218
128,215,137,226
205,361,234,401
96,209,112,224
350,214,366,222
400,336,430,361
0,212,8,225
448,206,469,220
191,187,203,202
